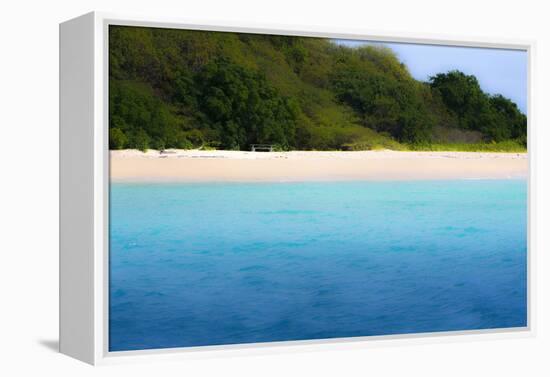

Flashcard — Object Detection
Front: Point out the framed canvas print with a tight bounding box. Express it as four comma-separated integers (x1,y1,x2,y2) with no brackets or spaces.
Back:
59,11,534,365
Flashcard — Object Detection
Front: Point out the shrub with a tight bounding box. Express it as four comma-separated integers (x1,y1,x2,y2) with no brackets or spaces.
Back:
109,128,128,149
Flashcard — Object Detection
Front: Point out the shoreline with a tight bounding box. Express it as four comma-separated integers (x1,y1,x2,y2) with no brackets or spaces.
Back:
110,149,528,182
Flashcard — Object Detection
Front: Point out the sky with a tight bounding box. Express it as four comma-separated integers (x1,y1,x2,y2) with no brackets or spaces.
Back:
334,40,527,113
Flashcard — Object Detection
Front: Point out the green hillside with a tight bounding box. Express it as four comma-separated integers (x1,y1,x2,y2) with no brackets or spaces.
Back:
109,26,527,152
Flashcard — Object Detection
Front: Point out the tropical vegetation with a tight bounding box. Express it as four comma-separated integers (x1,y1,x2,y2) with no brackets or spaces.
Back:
109,26,527,152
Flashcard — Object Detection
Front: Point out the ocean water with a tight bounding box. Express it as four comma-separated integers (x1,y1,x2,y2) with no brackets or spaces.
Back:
109,180,527,351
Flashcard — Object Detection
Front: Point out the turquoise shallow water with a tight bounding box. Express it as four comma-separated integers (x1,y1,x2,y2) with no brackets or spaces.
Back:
109,180,527,351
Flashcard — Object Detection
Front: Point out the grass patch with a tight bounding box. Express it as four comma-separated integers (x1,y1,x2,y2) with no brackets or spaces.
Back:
406,140,526,153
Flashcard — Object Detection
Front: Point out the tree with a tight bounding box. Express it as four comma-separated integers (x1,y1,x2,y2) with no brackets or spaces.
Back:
490,95,527,140
430,71,526,142
132,129,150,152
196,58,298,149
330,47,434,143
109,128,128,149
108,26,526,151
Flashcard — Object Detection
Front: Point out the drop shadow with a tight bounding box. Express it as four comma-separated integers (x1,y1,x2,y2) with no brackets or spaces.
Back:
38,339,59,353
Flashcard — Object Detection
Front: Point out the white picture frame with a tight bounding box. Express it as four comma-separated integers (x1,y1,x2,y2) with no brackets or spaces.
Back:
59,11,536,365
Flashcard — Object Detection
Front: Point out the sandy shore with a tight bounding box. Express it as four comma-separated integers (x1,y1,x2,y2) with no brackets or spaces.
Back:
110,149,528,182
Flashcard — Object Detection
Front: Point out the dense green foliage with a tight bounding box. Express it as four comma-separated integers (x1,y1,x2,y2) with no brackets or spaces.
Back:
429,71,527,143
196,58,299,149
109,26,527,151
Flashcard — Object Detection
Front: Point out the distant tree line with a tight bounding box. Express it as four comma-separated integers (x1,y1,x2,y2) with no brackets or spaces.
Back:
109,26,526,151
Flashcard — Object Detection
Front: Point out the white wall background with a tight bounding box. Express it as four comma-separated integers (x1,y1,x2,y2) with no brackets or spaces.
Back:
1,0,548,375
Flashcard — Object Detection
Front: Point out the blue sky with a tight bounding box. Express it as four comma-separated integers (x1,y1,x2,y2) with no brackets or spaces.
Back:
334,40,527,113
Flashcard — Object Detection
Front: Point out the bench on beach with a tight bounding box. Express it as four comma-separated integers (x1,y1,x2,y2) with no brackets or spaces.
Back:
250,144,274,152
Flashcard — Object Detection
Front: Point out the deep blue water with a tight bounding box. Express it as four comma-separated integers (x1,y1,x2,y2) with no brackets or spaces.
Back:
109,180,527,351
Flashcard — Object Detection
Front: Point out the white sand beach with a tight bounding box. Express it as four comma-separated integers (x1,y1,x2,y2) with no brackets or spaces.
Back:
110,149,528,182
